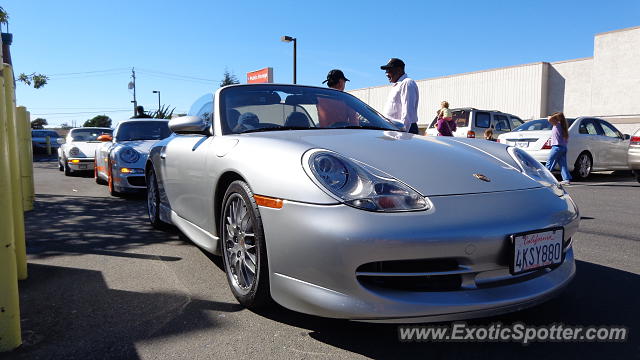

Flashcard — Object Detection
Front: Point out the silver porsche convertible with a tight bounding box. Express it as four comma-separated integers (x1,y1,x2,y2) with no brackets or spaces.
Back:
145,84,580,323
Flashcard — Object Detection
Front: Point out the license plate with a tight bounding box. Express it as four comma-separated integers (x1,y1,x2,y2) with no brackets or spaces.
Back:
511,228,563,275
516,141,528,148
79,164,87,169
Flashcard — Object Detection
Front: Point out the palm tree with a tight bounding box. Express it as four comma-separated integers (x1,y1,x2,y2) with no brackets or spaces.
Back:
0,6,8,33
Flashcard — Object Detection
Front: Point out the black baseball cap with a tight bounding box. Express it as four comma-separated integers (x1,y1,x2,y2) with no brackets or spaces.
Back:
322,69,349,84
380,58,405,70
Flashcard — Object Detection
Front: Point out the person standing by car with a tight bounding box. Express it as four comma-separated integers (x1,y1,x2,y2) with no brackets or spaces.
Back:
436,101,456,136
132,105,152,118
546,112,572,185
317,69,358,127
380,58,420,134
484,128,496,141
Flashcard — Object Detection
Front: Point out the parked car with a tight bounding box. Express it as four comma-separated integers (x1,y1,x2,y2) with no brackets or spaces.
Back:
94,119,171,195
628,128,640,183
144,84,579,323
425,108,524,138
497,117,631,180
31,129,62,153
57,127,113,176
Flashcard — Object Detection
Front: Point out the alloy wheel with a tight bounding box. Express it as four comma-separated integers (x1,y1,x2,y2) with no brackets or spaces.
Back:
222,193,257,296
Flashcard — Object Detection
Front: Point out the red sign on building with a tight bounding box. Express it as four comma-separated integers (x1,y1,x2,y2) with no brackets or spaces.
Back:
247,67,273,84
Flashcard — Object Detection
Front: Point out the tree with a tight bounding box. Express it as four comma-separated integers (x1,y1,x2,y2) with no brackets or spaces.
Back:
151,104,175,119
59,123,73,130
17,73,49,89
0,6,8,31
83,115,112,128
220,69,239,87
31,118,48,129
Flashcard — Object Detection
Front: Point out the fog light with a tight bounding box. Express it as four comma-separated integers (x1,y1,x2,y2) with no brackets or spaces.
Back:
120,168,144,174
69,159,80,163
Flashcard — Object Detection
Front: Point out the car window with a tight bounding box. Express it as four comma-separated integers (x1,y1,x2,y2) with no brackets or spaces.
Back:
220,85,397,135
475,112,490,128
493,114,510,131
579,119,600,135
32,130,60,138
453,110,470,128
69,128,113,141
598,120,622,138
510,116,524,128
115,121,172,141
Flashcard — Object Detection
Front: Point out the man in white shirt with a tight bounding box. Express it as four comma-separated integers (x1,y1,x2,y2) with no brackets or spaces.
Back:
380,58,420,134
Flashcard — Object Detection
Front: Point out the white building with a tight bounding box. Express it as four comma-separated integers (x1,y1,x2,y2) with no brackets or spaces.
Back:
349,26,640,134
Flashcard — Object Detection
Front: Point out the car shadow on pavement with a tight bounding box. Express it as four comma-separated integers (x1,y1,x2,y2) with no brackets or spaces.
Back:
25,194,178,259
9,263,243,360
251,260,639,359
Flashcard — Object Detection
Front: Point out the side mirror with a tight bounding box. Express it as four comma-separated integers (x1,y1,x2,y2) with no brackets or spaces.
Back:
97,134,113,142
169,116,210,135
56,138,66,144
624,134,631,140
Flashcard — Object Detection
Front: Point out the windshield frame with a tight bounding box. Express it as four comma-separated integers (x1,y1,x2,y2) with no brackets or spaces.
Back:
216,84,398,135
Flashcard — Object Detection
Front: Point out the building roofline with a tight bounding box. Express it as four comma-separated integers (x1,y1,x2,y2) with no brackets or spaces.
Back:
350,62,547,92
595,25,640,37
550,57,593,65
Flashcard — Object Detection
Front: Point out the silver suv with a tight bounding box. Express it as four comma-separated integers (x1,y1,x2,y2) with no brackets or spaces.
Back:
425,108,524,138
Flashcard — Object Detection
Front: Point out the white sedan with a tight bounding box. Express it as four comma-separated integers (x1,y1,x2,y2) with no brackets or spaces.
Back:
497,117,631,180
57,127,113,176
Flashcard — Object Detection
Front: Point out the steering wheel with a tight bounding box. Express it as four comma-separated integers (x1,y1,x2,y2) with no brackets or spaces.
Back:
328,122,352,128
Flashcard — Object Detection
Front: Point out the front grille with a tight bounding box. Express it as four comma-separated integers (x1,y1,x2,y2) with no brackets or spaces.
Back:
126,176,146,187
356,259,463,292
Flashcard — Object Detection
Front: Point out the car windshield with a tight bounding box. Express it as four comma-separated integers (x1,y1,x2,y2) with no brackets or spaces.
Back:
32,130,60,138
69,128,113,141
219,85,398,135
513,118,576,131
115,121,171,141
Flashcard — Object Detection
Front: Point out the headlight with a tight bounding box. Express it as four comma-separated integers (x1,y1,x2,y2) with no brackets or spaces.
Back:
303,149,430,212
119,147,140,163
69,147,80,156
508,147,564,196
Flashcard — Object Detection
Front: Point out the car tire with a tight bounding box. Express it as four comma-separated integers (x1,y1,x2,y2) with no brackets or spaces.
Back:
572,152,592,180
63,160,72,176
108,161,120,196
220,180,271,310
95,161,107,185
633,170,640,183
146,166,168,229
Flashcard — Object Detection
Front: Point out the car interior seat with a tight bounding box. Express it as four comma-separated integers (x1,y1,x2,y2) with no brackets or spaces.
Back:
284,111,311,128
234,112,260,132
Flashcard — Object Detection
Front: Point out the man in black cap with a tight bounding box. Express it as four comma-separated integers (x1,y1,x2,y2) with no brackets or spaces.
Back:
317,69,358,127
380,58,420,134
132,105,152,118
322,69,349,91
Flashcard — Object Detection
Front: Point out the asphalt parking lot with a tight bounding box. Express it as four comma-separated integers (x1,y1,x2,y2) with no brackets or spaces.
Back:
5,158,639,359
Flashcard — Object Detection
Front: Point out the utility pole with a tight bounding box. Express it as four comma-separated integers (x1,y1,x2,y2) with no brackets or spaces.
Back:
129,67,137,117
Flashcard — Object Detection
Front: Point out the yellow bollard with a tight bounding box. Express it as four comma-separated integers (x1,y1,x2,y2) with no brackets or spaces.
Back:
3,64,27,280
0,60,22,352
16,106,34,211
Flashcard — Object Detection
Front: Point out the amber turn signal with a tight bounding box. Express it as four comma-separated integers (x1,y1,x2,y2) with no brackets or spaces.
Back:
254,195,283,209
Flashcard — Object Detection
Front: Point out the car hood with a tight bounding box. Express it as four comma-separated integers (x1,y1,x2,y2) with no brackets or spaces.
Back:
244,130,543,196
65,141,104,157
117,140,159,155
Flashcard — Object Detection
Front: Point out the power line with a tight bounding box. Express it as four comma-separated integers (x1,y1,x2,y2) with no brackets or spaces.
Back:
137,68,216,82
32,109,131,115
48,68,130,76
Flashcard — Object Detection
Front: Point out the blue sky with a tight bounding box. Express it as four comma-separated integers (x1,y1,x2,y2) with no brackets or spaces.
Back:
5,0,640,127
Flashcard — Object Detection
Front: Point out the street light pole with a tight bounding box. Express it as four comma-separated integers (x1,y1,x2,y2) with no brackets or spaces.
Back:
281,35,297,84
152,90,161,112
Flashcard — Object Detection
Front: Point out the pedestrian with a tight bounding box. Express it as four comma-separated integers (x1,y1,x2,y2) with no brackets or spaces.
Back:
484,128,496,141
435,101,456,136
317,69,359,127
546,112,572,185
380,58,420,134
132,105,152,118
